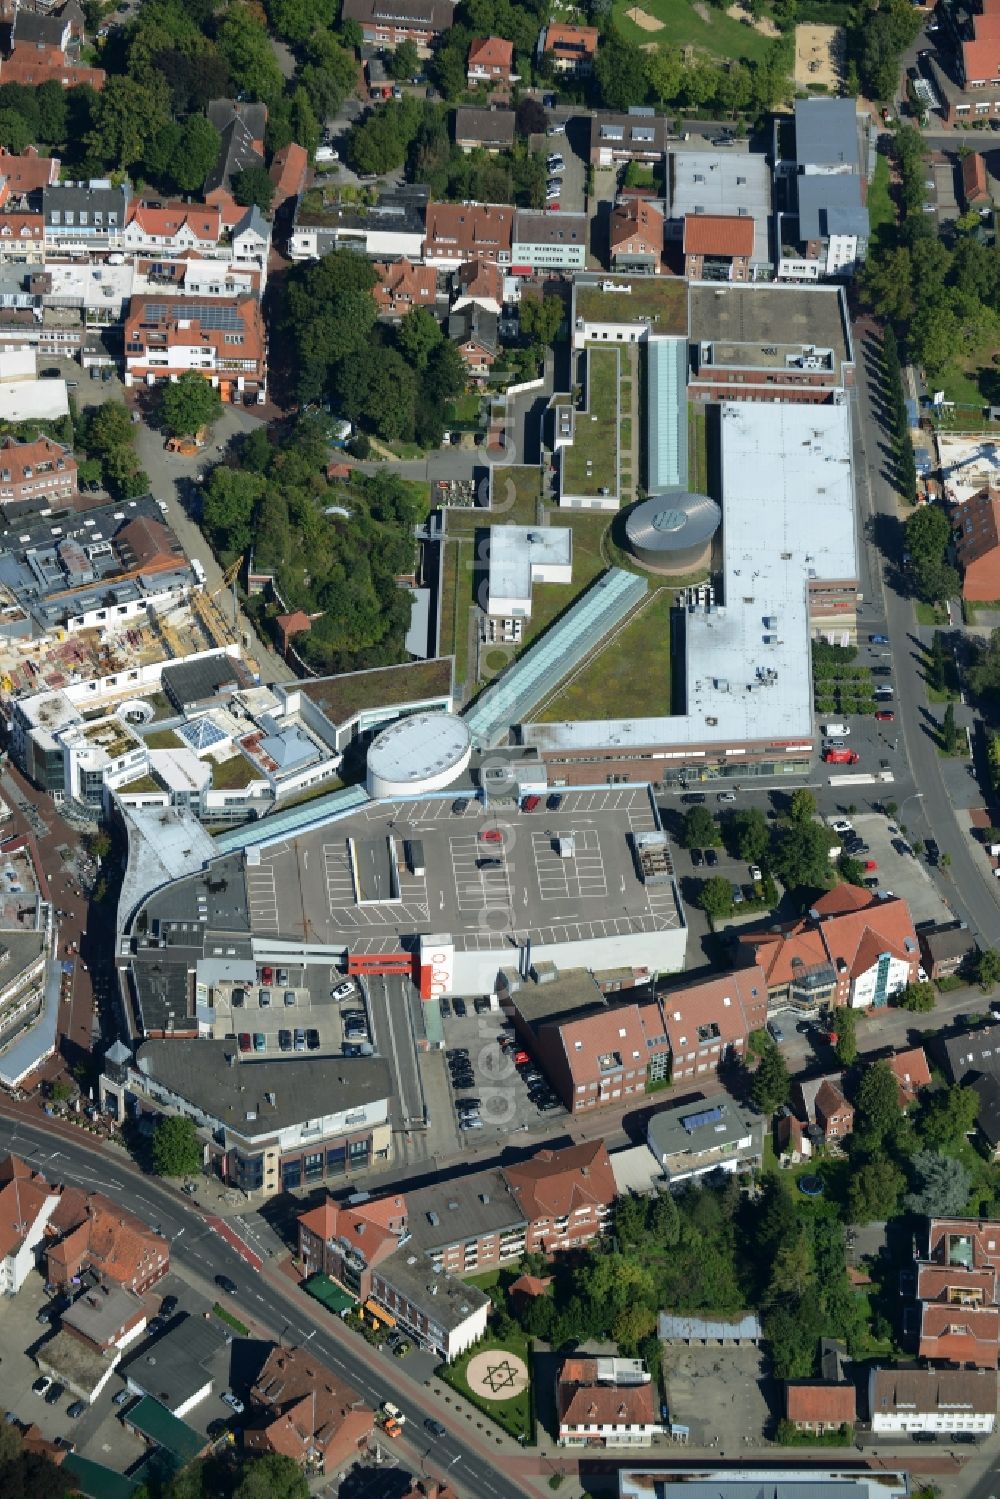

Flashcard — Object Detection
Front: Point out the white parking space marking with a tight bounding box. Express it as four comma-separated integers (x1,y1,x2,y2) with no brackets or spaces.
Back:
246,867,278,932
532,830,608,901
451,834,511,913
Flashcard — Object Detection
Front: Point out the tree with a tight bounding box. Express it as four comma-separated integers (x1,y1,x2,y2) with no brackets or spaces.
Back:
941,701,959,755
856,1060,902,1144
905,502,950,565
848,1158,904,1223
771,819,834,891
832,1006,857,1067
201,468,266,557
900,980,935,1012
516,96,547,137
918,1084,979,1150
594,31,649,110
977,948,1000,992
86,74,169,168
161,373,223,438
839,856,866,888
645,46,683,106
268,0,337,44
681,805,720,849
0,109,32,154
766,1293,823,1379
233,1454,309,1499
519,294,563,347
698,875,734,924
389,37,420,79
789,788,816,823
216,10,285,105
87,828,112,861
904,1150,972,1218
174,116,222,194
152,1115,202,1177
730,807,770,865
926,630,947,694
396,306,443,370
752,1041,790,1115
232,165,274,212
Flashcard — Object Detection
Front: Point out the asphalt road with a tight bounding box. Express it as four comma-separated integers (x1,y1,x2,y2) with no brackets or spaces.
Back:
0,1114,525,1499
851,315,1000,945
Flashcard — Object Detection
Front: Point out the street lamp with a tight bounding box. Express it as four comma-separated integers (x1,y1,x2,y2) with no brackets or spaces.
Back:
898,791,925,834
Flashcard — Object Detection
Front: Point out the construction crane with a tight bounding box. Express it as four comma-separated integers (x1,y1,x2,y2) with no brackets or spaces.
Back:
209,556,244,602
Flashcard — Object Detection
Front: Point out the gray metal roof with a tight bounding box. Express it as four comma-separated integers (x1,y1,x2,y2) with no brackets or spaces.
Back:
658,1311,762,1341
794,97,860,169
796,172,869,243
122,1312,227,1411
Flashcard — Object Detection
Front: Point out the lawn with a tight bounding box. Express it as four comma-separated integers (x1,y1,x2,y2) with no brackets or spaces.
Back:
939,361,989,408
144,728,183,750
446,392,484,425
438,1333,534,1443
612,0,777,63
519,509,612,651
562,347,619,499
535,586,672,722
867,153,896,241
688,404,709,494
447,466,542,536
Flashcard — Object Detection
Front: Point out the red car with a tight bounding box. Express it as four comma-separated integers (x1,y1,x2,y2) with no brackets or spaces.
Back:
875,710,894,722
514,1049,530,1065
522,794,540,812
479,828,503,843
238,1033,252,1052
864,859,878,871
260,966,273,985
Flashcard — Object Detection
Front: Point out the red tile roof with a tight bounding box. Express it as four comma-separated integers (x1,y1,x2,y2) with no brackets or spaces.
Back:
246,1345,373,1475
468,36,514,72
0,147,59,196
424,200,513,261
810,884,875,918
887,1046,931,1103
683,214,755,258
126,202,221,242
0,435,76,489
786,1382,856,1425
544,23,599,58
1,45,105,89
372,257,437,313
559,1378,655,1429
919,1301,1000,1366
610,198,664,257
504,1140,615,1221
0,1155,55,1262
660,966,766,1056
45,1192,168,1290
269,143,309,207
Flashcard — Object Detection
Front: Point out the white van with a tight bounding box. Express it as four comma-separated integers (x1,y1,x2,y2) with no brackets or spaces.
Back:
822,723,850,738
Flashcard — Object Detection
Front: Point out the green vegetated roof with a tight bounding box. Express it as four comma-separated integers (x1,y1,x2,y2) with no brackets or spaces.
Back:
125,1396,204,1466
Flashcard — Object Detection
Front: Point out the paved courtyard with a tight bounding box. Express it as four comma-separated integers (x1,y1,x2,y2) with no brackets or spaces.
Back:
663,1341,776,1452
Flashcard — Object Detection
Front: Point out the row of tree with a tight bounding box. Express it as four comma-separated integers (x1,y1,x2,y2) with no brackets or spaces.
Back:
880,326,918,503
904,503,958,608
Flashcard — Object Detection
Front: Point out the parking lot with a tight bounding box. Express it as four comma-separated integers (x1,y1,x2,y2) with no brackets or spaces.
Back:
209,961,369,1058
825,812,955,928
436,999,566,1145
544,111,587,215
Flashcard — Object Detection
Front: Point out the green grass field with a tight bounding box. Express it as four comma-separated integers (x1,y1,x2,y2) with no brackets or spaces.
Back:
613,0,777,62
867,154,895,241
535,586,672,722
439,1333,534,1442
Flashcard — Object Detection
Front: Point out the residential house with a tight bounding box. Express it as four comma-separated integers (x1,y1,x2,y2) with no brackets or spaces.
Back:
204,99,267,223
683,214,754,282
869,1368,997,1436
962,151,992,210
646,1095,763,1185
244,1345,374,1474
774,98,869,280
590,111,667,168
11,4,84,54
0,435,76,509
955,486,1000,602
660,966,767,1083
609,199,663,274
454,107,515,154
885,1046,932,1111
796,1073,854,1141
557,1356,661,1448
0,1154,59,1294
511,209,587,273
919,919,976,980
372,258,438,318
3,3,104,91
448,303,497,380
122,202,223,259
914,1218,1000,1367
341,0,456,52
452,257,504,313
737,890,920,1011
123,294,267,403
423,199,513,266
942,1022,1000,1086
44,1189,169,1294
542,24,599,78
467,36,516,88
290,185,428,263
269,143,309,217
504,1141,616,1256
785,1382,856,1435
61,1283,147,1354
43,181,130,253
0,148,61,203
0,213,45,263
970,1074,1000,1159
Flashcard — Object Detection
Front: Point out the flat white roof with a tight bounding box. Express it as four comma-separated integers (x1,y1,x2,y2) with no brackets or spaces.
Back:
668,150,772,265
487,523,572,611
0,378,69,421
524,400,857,753
44,258,134,307
367,710,471,783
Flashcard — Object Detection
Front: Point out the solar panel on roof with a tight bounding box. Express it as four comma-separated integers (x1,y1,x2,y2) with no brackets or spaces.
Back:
680,1105,723,1133
143,302,241,329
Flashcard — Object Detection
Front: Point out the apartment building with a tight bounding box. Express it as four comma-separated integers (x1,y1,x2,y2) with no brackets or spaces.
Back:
647,1097,764,1185
123,294,266,402
43,182,130,253
341,0,456,51
683,214,754,282
371,259,438,318
454,107,515,154
512,210,587,273
0,1155,59,1294
245,1346,374,1474
122,202,223,258
869,1368,997,1436
912,1219,1000,1367
0,148,61,203
423,200,513,267
45,1189,169,1294
0,213,45,264
0,435,76,509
